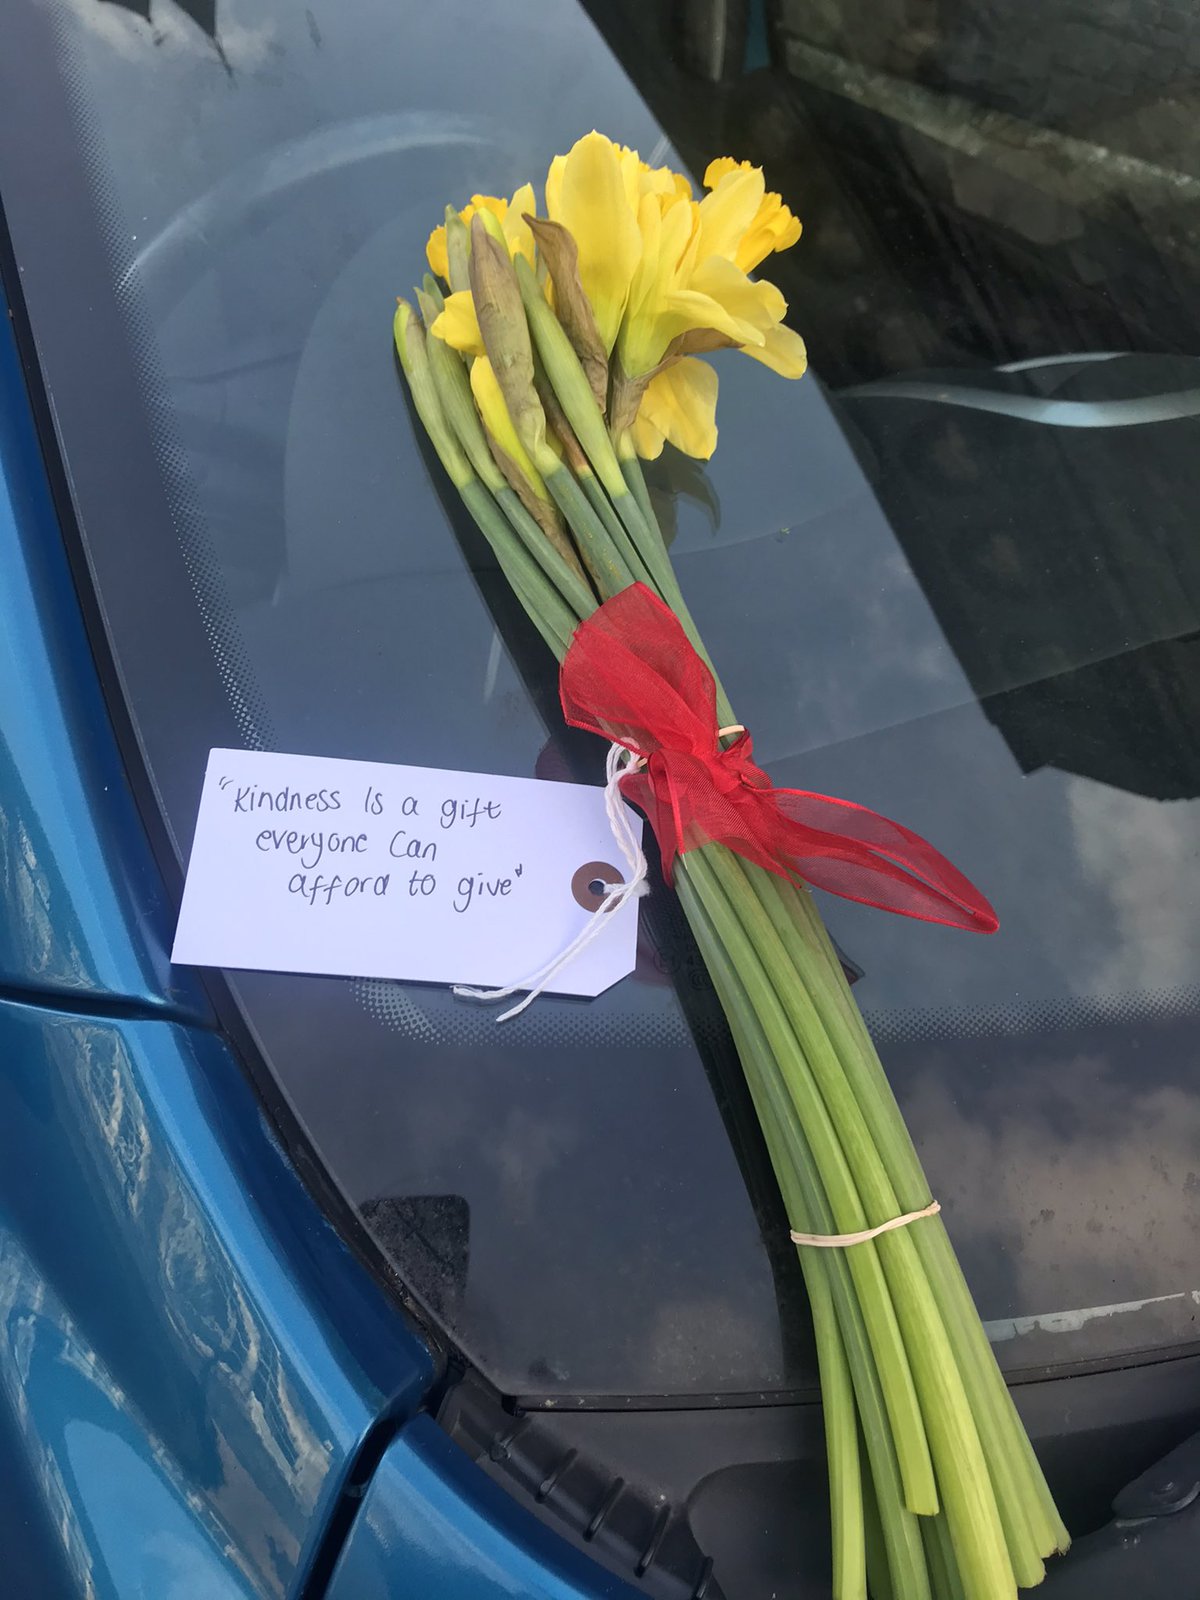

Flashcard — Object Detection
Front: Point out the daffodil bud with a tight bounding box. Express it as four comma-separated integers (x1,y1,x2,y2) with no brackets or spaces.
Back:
468,213,552,472
393,300,472,488
393,300,413,369
444,206,471,294
473,206,506,249
416,288,506,496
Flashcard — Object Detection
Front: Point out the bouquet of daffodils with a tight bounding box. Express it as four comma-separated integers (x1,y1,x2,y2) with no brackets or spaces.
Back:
393,131,1068,1600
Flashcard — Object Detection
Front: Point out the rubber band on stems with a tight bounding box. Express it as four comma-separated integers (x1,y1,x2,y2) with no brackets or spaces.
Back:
790,1200,941,1248
453,740,652,1022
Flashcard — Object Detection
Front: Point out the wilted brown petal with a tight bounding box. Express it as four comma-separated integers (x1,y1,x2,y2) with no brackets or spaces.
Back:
533,360,590,476
607,362,647,438
525,215,609,414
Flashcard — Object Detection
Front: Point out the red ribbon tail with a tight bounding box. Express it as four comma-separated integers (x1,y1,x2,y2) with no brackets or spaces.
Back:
771,788,999,933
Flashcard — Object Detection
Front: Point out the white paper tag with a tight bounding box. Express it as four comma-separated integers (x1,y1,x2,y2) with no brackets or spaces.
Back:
172,748,641,997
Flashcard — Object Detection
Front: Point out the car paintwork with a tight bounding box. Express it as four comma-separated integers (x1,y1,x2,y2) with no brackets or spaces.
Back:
326,1417,641,1600
0,283,624,1596
0,995,431,1598
0,303,202,1016
0,288,437,1599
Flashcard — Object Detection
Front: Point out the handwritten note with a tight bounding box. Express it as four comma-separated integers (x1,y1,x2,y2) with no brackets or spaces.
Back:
172,748,641,997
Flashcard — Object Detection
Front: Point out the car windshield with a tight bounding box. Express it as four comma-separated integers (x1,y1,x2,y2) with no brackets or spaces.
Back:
2,0,1198,1402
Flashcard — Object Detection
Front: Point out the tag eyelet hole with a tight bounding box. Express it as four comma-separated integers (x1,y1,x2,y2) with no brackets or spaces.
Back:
572,860,624,911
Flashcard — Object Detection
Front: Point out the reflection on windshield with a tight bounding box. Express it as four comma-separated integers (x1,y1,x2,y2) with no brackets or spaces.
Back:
72,0,252,72
590,0,1200,809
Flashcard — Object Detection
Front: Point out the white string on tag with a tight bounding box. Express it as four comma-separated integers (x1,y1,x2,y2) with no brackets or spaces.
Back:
453,741,651,1022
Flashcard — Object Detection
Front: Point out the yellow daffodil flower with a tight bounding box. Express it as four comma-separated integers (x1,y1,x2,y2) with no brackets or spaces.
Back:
613,143,694,209
546,138,692,242
422,136,806,468
616,192,763,378
544,132,642,355
426,184,537,283
631,358,718,461
617,153,807,453
614,162,806,390
739,316,808,379
431,290,485,357
689,253,808,379
701,158,802,273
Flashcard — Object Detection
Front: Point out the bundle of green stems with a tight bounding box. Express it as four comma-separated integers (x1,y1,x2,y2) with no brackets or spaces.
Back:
394,210,1068,1600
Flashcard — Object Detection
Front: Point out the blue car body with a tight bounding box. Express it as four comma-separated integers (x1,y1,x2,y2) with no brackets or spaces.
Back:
0,280,631,1599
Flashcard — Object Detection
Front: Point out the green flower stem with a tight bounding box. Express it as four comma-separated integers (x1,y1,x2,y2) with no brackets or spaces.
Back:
541,462,636,598
676,871,865,1600
607,470,1055,1587
615,430,656,528
750,872,1058,1576
399,281,1067,1593
634,546,734,725
516,266,733,717
678,862,932,1600
394,303,473,488
863,1456,899,1600
747,869,1053,1582
680,847,938,1516
492,485,597,620
459,479,576,654
700,844,1015,1598
577,467,659,590
508,572,571,657
398,309,573,652
807,1245,866,1600
923,1509,968,1600
606,486,720,671
582,464,734,726
609,484,677,597
922,1236,1061,1568
418,295,506,495
822,1219,935,1600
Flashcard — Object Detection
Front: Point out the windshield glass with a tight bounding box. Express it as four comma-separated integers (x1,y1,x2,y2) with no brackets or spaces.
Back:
2,0,1198,1400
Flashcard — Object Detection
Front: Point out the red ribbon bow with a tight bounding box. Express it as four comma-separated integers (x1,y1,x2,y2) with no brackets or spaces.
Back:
560,584,998,933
